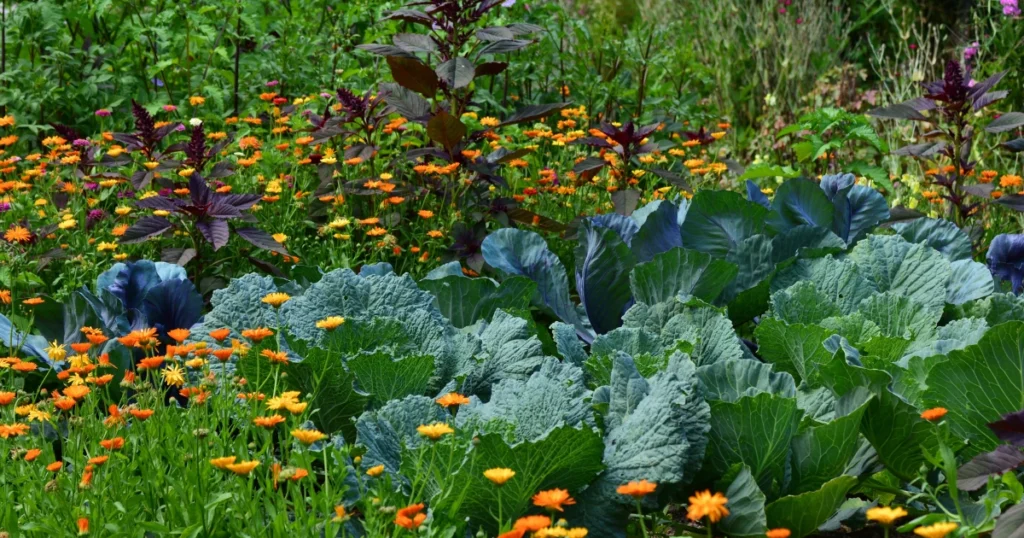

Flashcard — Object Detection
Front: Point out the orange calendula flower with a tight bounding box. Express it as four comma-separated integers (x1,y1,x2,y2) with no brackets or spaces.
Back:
47,461,64,472
241,327,274,342
212,349,233,361
166,328,191,343
23,297,45,306
0,391,15,406
416,422,453,440
226,460,260,475
88,455,109,466
532,488,576,512
99,437,125,450
254,415,286,428
138,356,165,370
24,448,42,462
208,328,232,343
4,226,31,243
514,515,552,532
765,529,791,538
366,464,385,477
291,428,327,445
687,490,729,523
921,407,948,421
261,349,289,364
395,503,427,529
210,456,237,469
436,392,470,408
130,409,154,421
77,517,89,535
617,479,658,498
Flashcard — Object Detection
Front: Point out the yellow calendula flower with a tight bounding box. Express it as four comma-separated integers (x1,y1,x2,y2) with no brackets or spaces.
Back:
416,422,454,441
687,490,729,523
291,428,327,445
866,506,907,526
913,522,958,538
316,316,345,331
46,341,68,362
261,292,291,308
483,468,515,486
366,464,385,477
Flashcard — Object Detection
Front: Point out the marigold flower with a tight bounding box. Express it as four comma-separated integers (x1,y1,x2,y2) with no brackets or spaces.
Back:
100,437,125,450
765,529,791,538
12,361,38,372
209,328,231,342
166,328,191,343
395,503,427,529
498,530,526,538
210,456,237,469
514,515,552,532
190,96,206,106
161,364,186,387
226,460,260,475
436,392,470,408
54,397,78,411
212,348,233,361
867,506,908,526
242,327,274,342
913,522,958,538
316,316,346,330
88,455,109,466
261,292,291,307
533,488,576,512
130,409,154,421
47,461,64,472
483,467,515,485
921,407,948,421
138,357,165,370
77,517,89,535
617,479,657,498
64,385,91,400
254,415,286,428
4,225,31,243
291,428,327,445
24,448,42,462
366,464,385,477
0,391,15,406
417,422,454,440
687,490,729,523
261,349,289,364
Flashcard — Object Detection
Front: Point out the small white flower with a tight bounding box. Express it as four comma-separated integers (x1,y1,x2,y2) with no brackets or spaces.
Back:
189,117,203,127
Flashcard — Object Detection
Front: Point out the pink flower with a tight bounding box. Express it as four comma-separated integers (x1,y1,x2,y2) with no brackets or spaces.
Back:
163,104,177,112
1002,0,1020,16
95,109,111,117
266,80,280,87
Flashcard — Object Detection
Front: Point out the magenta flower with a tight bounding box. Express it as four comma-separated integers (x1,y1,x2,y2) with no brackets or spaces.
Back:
266,80,280,87
1002,0,1020,16
95,109,111,117
163,104,177,112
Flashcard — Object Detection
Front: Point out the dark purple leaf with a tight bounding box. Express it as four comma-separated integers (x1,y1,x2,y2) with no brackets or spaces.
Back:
1004,138,1024,153
218,193,262,210
207,198,243,219
478,39,532,55
120,216,173,244
573,136,613,148
380,83,431,123
383,8,434,26
476,27,515,41
500,102,570,126
505,23,544,35
986,112,1024,134
206,160,235,179
435,57,475,90
894,141,946,158
611,189,641,216
426,110,467,151
573,157,607,177
488,147,534,164
131,170,154,190
957,445,1024,490
996,195,1024,213
868,102,931,121
969,70,1007,102
962,184,995,198
994,502,1024,538
196,219,229,250
975,91,1008,110
247,255,286,277
358,43,417,58
474,61,508,77
989,409,1024,445
161,247,197,266
507,208,568,234
188,175,213,207
387,56,439,97
136,196,182,212
235,227,288,255
392,33,437,53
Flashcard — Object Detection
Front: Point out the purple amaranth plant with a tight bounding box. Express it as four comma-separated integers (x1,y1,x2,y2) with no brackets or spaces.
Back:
1002,0,1020,17
869,60,1024,227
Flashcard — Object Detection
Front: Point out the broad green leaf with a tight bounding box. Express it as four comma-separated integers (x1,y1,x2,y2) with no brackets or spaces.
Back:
697,359,796,403
348,351,434,404
924,322,1024,454
861,389,941,480
789,401,868,494
705,393,802,491
681,190,769,258
767,178,835,233
420,275,535,328
443,426,605,532
629,247,737,305
765,476,857,537
575,221,637,334
857,293,941,339
755,319,836,381
715,465,769,537
893,218,972,261
946,259,995,305
849,235,952,311
772,256,877,315
771,281,841,325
